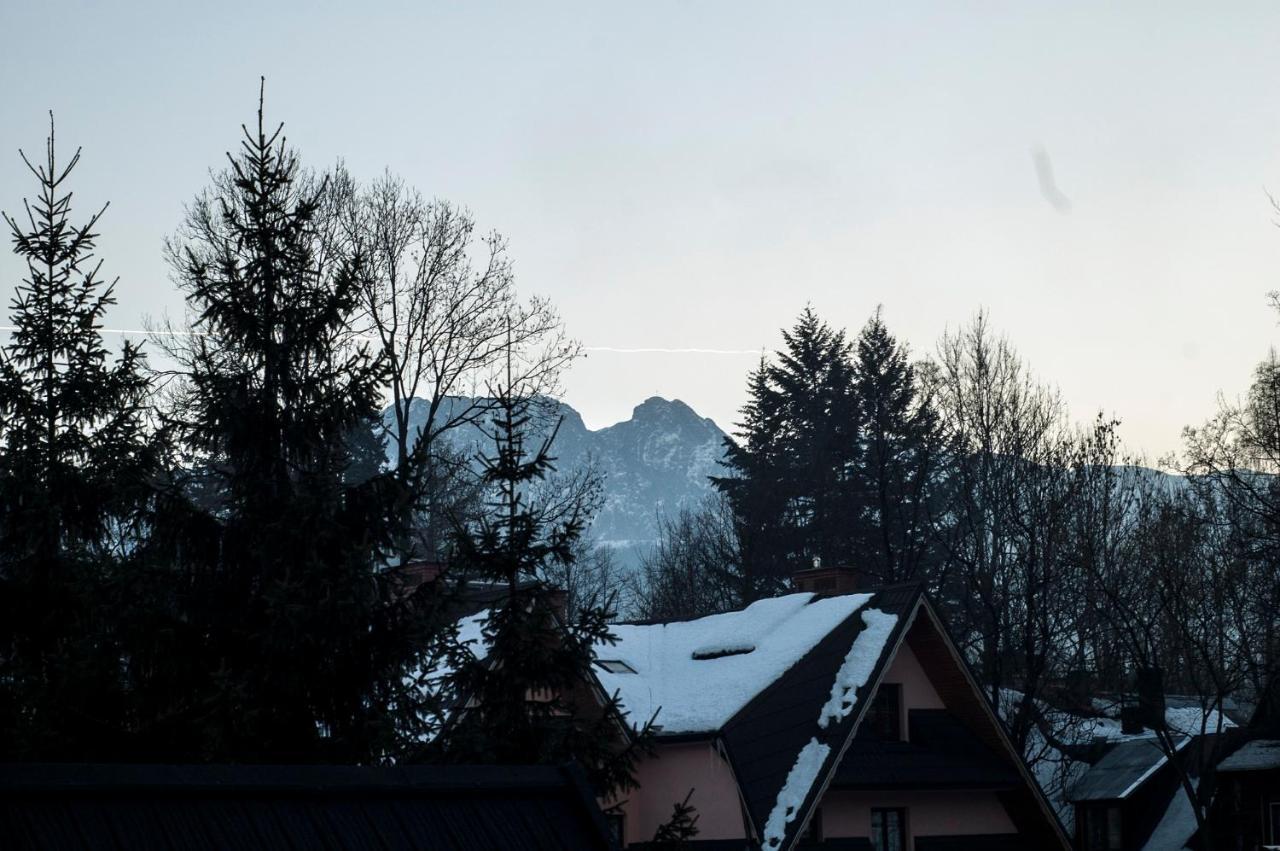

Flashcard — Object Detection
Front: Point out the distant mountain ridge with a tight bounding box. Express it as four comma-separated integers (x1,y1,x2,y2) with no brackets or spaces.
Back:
387,396,731,562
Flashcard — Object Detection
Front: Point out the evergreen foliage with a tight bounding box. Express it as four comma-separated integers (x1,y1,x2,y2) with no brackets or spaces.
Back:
650,788,700,846
850,309,942,583
0,118,155,758
435,371,651,798
136,85,444,762
714,307,861,591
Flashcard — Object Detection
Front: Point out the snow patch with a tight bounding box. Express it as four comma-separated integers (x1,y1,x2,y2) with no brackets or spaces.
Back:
763,738,830,849
817,608,899,729
1141,778,1198,851
595,592,871,733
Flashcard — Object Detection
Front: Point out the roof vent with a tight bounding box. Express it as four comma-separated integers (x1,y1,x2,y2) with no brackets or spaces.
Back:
691,643,756,660
596,659,637,674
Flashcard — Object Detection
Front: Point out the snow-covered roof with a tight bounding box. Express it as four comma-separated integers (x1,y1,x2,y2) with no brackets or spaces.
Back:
594,592,872,734
1218,738,1280,772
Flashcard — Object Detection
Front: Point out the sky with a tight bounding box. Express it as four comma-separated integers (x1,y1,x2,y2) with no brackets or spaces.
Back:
3,1,1280,459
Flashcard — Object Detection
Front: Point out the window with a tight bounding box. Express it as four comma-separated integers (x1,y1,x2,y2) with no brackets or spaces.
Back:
605,812,624,846
858,683,902,741
595,659,636,674
1083,806,1122,851
870,807,905,851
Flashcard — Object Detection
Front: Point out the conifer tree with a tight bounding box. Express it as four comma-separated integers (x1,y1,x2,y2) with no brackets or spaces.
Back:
651,789,700,846
141,85,439,762
436,365,651,798
0,117,155,758
850,309,941,583
715,308,860,584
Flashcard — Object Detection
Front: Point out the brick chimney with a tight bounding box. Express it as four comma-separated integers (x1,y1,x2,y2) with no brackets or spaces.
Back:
792,556,859,596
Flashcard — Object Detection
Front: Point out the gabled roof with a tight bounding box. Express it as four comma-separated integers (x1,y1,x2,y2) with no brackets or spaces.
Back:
595,591,875,735
0,763,618,851
1217,738,1280,772
1067,736,1187,802
597,584,1070,851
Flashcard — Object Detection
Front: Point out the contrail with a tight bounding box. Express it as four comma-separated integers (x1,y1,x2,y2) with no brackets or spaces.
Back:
0,327,767,355
585,346,763,356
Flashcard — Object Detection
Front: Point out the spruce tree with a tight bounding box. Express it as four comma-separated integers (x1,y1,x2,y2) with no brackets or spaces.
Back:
0,117,155,758
142,85,437,762
715,308,860,584
850,309,941,583
714,359,793,598
435,370,651,798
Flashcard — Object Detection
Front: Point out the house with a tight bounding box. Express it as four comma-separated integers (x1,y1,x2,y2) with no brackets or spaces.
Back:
1067,736,1197,851
0,762,618,851
1207,680,1280,849
591,569,1070,851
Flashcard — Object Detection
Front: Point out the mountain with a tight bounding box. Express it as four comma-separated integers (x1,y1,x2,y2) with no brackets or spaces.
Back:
387,396,731,564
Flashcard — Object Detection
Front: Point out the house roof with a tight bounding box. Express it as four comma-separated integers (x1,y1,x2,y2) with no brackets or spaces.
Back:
0,763,617,851
1067,736,1187,802
600,584,1069,851
831,710,1023,790
1217,738,1280,772
594,591,876,735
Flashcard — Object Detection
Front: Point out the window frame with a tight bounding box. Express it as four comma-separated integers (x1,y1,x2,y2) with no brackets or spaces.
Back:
870,806,907,851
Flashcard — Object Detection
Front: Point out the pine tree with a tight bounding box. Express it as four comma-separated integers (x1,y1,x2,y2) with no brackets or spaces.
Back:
850,309,941,583
0,117,155,758
435,369,651,798
715,308,860,586
651,789,700,846
140,84,438,762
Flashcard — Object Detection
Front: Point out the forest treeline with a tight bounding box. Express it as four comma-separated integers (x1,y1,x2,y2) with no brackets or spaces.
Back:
0,90,647,802
0,86,1277,844
632,303,1280,833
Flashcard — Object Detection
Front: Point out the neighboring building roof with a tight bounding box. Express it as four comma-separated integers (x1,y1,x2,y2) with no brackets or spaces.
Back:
595,591,876,735
1217,738,1280,772
599,583,1068,851
0,763,617,851
1067,736,1188,802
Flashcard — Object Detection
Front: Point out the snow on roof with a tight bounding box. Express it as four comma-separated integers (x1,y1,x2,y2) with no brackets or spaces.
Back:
817,608,898,729
595,592,872,734
1141,778,1199,851
762,738,830,849
1218,739,1280,772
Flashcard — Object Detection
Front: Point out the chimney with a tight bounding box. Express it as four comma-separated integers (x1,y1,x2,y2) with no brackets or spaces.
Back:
792,556,859,596
1136,666,1166,729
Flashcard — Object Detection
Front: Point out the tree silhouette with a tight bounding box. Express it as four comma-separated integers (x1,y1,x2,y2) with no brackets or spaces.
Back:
0,116,155,758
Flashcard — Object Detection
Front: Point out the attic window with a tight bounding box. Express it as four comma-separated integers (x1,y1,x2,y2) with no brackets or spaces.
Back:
596,659,637,674
691,643,756,660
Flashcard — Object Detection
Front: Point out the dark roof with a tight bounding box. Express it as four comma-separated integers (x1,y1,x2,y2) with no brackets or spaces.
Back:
1067,737,1182,802
721,583,922,850
831,710,1022,790
1217,738,1280,772
0,763,617,851
715,584,1069,851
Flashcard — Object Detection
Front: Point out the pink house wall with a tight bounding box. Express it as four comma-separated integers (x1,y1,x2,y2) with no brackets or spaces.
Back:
812,644,1017,845
884,642,944,739
818,790,1016,844
614,740,747,845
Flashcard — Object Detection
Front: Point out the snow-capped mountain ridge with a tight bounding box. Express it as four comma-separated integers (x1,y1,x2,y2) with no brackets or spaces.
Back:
386,395,730,562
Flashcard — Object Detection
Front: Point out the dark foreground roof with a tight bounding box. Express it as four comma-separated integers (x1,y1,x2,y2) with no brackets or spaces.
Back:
832,710,1022,790
0,763,617,851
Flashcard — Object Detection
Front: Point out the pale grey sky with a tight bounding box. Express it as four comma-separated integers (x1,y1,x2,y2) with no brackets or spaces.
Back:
3,1,1280,457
